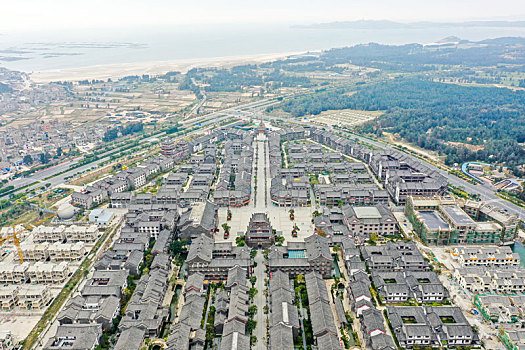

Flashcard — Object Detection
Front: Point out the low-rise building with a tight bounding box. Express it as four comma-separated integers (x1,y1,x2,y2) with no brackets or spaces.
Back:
305,272,342,350
361,241,429,272
0,331,14,350
72,186,108,208
32,224,100,243
269,270,299,348
245,213,275,248
43,324,102,350
89,209,114,227
0,263,29,284
387,306,478,348
81,270,128,298
342,205,398,242
0,286,18,311
268,234,333,278
501,329,525,350
372,271,448,304
178,201,218,240
17,285,52,310
186,234,251,280
406,196,519,245
27,262,70,284
454,267,493,293
474,294,525,324
451,246,520,268
58,295,120,330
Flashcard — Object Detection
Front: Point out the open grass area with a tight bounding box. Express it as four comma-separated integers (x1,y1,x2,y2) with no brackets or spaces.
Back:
5,209,40,227
30,188,72,209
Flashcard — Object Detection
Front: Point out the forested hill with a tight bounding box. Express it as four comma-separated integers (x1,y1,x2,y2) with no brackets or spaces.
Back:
319,38,525,71
277,77,525,168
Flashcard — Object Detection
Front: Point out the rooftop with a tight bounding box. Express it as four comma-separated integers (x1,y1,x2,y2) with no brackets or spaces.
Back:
418,211,450,231
354,206,382,219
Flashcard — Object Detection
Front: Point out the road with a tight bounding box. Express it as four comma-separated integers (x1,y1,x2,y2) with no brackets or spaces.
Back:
252,133,269,349
5,94,284,201
2,107,244,201
2,131,165,199
297,293,308,350
253,251,267,349
186,78,207,118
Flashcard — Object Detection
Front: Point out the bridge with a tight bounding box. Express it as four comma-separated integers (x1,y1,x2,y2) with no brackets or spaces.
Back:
149,338,167,349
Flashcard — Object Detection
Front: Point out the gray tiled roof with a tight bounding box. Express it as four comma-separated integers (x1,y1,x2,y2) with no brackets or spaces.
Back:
220,331,250,350
44,324,102,350
316,332,343,350
114,327,146,350
269,322,295,350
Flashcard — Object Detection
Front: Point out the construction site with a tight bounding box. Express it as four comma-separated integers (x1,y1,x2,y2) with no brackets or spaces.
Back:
0,202,115,342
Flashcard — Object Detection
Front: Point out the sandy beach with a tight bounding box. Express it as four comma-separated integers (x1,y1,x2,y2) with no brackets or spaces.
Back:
29,51,308,83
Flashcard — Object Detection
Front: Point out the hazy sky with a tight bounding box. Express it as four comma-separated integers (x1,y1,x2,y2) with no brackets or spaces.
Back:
2,0,525,32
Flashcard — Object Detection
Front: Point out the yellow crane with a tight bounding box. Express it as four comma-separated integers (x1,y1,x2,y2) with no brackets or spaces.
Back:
0,202,77,263
0,226,24,263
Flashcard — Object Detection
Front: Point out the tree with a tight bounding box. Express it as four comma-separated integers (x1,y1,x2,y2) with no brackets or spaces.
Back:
23,155,33,165
169,239,188,257
297,274,305,284
333,245,342,259
249,275,257,287
317,229,326,237
369,232,378,244
39,152,51,164
249,287,258,300
248,305,258,318
236,235,246,247
246,319,257,334
222,223,231,234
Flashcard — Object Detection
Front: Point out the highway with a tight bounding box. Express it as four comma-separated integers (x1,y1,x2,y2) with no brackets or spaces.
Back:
1,108,238,200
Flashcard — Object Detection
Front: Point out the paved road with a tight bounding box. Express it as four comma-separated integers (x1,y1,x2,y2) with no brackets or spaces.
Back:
2,112,242,201
297,293,308,350
253,251,267,349
2,130,167,199
252,133,269,349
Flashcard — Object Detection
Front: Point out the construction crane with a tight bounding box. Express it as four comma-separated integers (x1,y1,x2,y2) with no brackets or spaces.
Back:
0,202,77,263
0,226,24,263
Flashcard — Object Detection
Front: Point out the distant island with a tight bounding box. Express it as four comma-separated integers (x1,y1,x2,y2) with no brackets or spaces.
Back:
293,19,525,30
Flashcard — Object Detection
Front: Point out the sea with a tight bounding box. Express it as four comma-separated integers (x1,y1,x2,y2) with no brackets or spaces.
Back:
2,23,525,73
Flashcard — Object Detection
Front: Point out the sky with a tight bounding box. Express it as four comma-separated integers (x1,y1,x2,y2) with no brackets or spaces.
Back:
1,0,525,32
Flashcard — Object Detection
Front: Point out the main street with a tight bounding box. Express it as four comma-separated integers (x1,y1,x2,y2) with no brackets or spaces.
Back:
252,132,270,349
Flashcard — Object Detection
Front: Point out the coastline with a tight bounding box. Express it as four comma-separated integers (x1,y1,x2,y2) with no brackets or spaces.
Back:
29,51,309,83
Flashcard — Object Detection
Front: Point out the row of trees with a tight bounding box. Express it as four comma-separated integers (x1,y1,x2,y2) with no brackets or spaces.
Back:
102,122,144,142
